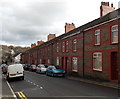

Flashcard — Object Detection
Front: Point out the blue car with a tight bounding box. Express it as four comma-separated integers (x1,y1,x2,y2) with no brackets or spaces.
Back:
46,65,65,77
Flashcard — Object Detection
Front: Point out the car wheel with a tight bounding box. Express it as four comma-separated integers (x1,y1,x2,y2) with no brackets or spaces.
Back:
36,70,38,73
62,74,65,77
51,73,54,77
46,72,48,76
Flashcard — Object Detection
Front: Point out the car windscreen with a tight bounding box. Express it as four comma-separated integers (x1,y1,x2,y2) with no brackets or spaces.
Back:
55,66,60,69
32,65,36,67
40,65,45,68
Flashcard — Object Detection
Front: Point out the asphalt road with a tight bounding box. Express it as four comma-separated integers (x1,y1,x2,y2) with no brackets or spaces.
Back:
8,71,119,99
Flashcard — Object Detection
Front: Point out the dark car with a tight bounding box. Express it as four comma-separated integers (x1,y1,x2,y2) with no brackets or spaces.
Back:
29,65,36,72
23,64,31,70
46,65,65,77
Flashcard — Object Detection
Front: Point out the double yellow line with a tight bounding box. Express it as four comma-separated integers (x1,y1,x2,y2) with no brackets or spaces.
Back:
16,92,27,99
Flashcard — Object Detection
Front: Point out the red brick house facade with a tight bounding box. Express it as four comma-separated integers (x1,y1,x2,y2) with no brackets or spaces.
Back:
21,8,120,82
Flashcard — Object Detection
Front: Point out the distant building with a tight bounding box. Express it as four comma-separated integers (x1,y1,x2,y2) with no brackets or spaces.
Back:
14,53,22,63
48,34,56,41
100,2,115,16
65,23,75,33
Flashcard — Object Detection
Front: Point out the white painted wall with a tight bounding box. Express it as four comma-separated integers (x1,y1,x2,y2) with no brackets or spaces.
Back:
14,53,21,63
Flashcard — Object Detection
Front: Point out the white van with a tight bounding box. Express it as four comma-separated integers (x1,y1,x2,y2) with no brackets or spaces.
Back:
6,64,24,80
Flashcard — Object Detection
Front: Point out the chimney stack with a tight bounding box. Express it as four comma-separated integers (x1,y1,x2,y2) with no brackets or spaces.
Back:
48,34,56,41
37,40,44,45
31,43,36,48
100,2,115,17
65,23,75,33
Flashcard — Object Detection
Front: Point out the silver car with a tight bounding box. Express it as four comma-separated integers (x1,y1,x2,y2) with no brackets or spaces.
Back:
36,64,48,73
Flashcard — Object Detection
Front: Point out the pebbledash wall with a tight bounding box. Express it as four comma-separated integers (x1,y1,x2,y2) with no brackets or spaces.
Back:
21,8,120,82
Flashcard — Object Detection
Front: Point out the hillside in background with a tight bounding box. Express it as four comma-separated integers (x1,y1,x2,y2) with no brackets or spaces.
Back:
0,45,30,64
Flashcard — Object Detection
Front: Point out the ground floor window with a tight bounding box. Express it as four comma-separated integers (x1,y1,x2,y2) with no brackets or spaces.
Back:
93,52,102,71
48,59,50,64
40,59,42,64
56,57,59,65
72,57,78,72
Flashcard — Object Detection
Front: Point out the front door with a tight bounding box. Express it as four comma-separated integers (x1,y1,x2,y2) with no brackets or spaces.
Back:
111,52,118,80
61,57,64,69
65,57,68,73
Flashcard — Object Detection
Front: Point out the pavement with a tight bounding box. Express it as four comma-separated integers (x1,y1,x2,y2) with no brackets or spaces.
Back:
0,68,17,99
67,76,119,89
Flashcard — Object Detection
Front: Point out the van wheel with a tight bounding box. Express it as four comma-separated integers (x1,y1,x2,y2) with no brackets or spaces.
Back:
21,76,24,80
6,76,9,81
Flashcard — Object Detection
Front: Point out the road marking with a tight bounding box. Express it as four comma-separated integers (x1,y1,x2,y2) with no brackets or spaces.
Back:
33,83,36,85
6,81,17,99
16,92,27,99
40,87,43,89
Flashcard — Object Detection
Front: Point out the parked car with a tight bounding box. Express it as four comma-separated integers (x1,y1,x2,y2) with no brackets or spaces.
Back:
1,64,8,74
46,65,65,77
6,64,24,81
23,64,31,70
29,65,36,72
36,64,48,73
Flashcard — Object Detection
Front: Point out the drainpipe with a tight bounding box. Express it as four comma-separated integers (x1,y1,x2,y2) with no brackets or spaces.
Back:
37,48,38,65
118,17,120,90
80,30,85,77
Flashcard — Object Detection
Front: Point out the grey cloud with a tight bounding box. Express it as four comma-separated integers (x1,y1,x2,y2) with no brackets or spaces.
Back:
1,1,67,47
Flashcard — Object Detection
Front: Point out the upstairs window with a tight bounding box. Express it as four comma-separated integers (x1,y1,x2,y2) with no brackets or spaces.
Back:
62,42,65,52
66,41,69,52
57,43,59,52
111,25,118,43
73,39,77,51
95,29,100,45
93,52,102,71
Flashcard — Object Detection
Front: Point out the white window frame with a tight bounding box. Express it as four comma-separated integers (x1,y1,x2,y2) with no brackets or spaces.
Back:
95,29,100,45
48,59,50,64
40,59,42,64
111,25,118,43
93,52,102,71
62,42,65,52
72,57,78,72
57,43,59,52
66,41,69,52
73,39,77,51
56,57,59,65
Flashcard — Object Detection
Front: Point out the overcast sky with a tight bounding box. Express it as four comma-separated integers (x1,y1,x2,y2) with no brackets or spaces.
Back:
0,0,120,47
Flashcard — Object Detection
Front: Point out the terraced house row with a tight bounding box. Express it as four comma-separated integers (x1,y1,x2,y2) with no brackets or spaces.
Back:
21,3,120,82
